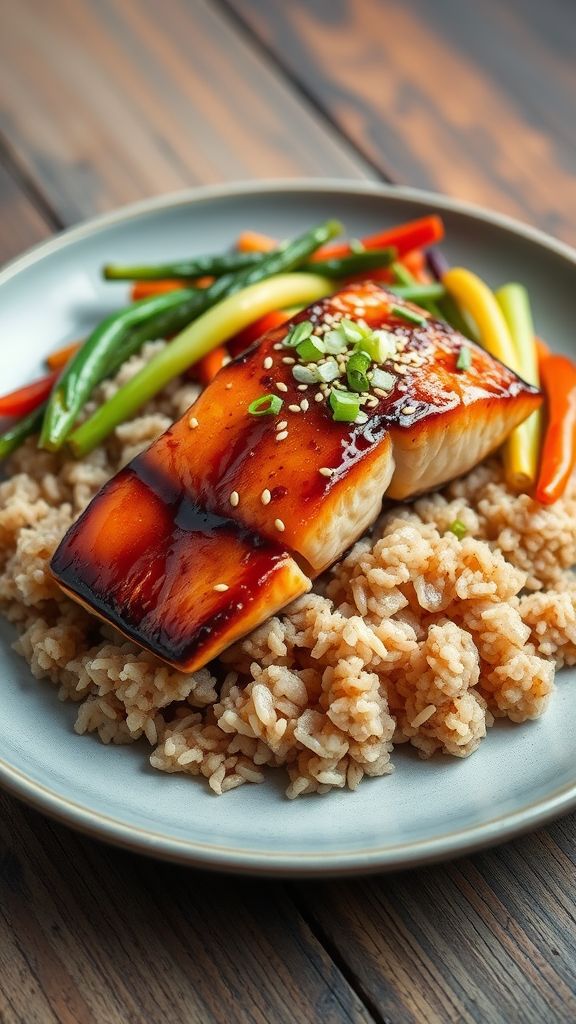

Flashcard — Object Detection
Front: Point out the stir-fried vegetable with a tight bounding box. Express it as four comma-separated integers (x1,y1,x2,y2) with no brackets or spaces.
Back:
0,373,57,418
496,283,542,488
535,350,576,505
197,346,228,386
41,219,341,451
443,267,539,491
0,404,46,460
69,273,334,457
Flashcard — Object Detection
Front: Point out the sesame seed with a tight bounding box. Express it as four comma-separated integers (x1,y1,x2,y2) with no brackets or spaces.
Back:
214,583,229,592
225,382,233,390
263,356,273,370
188,416,199,429
300,399,309,412
297,384,308,391
314,392,324,403
276,420,288,431
229,490,240,507
402,405,417,415
274,518,285,532
282,356,296,365
276,381,288,392
319,467,333,477
276,430,289,441
261,489,271,505
273,343,283,350
374,387,389,398
288,404,301,413
366,397,379,408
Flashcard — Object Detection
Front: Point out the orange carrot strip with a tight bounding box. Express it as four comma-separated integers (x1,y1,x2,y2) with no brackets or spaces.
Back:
196,346,228,387
236,230,277,253
130,280,185,301
0,372,57,418
535,350,576,505
47,341,82,370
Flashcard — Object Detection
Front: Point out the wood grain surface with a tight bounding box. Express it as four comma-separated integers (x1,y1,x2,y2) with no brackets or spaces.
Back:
226,0,576,242
0,1,575,1022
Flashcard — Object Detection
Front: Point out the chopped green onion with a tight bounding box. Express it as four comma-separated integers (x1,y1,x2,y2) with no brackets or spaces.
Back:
248,394,284,416
371,368,395,391
292,364,319,384
390,304,426,326
329,389,361,422
296,336,326,362
324,330,349,355
346,350,371,393
284,320,314,348
391,261,414,286
316,359,341,383
362,328,397,363
456,346,472,371
339,318,368,344
448,519,468,540
349,238,365,254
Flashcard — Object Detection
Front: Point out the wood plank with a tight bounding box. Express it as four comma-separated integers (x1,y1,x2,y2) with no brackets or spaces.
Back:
0,0,372,226
293,820,576,1024
225,0,576,241
0,795,375,1024
0,159,52,264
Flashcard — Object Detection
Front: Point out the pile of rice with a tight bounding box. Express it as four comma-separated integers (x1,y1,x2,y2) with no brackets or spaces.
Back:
1,343,575,797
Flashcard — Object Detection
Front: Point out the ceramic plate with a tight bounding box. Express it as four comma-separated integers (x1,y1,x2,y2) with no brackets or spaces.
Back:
1,181,575,876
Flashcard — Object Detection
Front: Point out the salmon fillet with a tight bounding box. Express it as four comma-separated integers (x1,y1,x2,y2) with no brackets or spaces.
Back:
51,282,540,671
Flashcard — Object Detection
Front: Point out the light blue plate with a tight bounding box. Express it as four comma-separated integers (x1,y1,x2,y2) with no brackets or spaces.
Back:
1,181,575,875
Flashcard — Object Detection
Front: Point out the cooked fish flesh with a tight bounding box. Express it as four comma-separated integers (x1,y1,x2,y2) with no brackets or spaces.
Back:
51,282,541,671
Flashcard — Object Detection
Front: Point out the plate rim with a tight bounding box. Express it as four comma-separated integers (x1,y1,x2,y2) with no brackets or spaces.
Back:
2,177,576,876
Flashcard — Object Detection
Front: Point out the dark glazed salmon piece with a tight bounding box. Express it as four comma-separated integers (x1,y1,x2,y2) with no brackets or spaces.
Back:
51,282,541,672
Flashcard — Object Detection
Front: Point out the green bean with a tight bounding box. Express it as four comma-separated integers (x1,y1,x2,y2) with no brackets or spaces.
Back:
103,246,395,283
40,288,205,451
389,283,446,303
0,404,46,461
42,219,342,451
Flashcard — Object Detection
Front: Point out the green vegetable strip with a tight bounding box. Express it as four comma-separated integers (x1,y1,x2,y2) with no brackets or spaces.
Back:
437,294,478,340
69,273,334,457
102,246,395,282
42,219,341,451
40,288,204,451
389,283,446,302
496,283,542,482
0,403,46,461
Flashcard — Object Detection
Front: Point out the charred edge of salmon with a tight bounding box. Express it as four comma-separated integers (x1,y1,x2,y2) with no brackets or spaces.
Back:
50,463,311,672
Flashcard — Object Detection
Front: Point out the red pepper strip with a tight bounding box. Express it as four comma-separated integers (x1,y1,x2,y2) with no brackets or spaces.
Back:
237,215,444,261
0,372,57,419
47,341,82,370
535,349,576,505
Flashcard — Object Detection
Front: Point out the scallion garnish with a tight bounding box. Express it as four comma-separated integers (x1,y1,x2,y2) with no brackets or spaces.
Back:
448,519,468,540
456,346,472,371
371,368,395,391
296,336,326,362
284,320,314,348
339,317,369,345
316,359,341,383
361,328,397,363
390,304,426,326
346,350,371,393
292,364,319,385
324,330,349,355
349,238,365,254
248,394,284,416
329,389,361,422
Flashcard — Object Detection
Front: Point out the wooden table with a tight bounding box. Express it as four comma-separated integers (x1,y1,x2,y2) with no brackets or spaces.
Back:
1,2,575,1021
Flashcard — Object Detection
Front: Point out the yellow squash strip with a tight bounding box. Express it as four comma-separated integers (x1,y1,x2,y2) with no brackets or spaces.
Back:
443,268,536,491
70,273,334,457
496,283,542,489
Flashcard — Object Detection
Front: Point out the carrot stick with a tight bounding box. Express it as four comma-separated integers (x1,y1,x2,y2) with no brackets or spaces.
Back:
47,341,82,370
226,309,295,357
196,346,228,386
131,280,185,301
236,230,277,253
0,372,57,418
535,350,576,504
